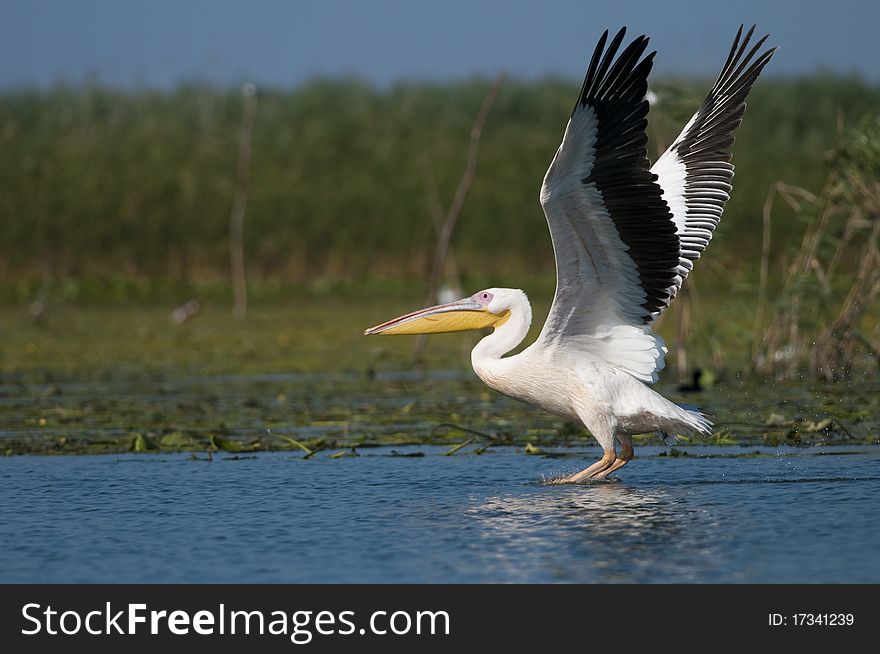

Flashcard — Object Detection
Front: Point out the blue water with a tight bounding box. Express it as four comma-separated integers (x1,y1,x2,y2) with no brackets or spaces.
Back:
1,446,879,583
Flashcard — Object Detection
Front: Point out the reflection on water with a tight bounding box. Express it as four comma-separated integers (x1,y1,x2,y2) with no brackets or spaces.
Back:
470,483,724,583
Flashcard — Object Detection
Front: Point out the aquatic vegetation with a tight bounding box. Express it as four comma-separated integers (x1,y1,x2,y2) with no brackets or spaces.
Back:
131,433,157,452
442,438,476,456
210,434,244,452
0,302,876,456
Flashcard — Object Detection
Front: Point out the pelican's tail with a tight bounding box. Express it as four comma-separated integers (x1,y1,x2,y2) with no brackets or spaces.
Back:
617,377,712,441
662,404,712,445
679,403,713,434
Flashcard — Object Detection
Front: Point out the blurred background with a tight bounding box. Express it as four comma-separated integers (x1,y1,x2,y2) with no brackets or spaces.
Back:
1,1,879,454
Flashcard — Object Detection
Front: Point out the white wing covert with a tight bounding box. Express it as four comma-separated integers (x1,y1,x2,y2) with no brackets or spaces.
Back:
538,28,679,382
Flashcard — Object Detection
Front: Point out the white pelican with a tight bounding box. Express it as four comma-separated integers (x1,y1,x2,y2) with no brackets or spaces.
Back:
365,26,776,481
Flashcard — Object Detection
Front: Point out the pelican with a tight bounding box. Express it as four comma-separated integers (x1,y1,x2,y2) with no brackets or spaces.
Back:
365,26,776,481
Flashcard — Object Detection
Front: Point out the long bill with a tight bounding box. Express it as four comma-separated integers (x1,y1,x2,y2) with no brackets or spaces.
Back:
364,298,509,335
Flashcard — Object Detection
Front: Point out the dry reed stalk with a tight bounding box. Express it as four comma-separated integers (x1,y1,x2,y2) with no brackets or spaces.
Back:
753,116,880,379
413,72,506,363
752,182,824,374
810,219,880,380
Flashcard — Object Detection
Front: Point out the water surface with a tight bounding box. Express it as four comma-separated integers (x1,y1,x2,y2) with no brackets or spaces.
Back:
1,445,878,583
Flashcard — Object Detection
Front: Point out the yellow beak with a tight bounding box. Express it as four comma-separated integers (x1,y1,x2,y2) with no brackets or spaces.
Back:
364,298,510,335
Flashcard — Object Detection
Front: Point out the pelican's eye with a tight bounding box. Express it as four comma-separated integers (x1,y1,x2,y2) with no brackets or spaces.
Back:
474,291,494,307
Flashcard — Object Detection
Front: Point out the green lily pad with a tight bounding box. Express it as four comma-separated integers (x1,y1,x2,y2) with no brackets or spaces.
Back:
210,435,243,452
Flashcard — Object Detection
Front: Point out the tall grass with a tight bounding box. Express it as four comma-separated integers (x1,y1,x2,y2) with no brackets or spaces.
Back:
1,75,878,288
752,116,880,380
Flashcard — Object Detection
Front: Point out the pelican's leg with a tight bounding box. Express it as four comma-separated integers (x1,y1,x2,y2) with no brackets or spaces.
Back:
557,448,616,484
593,433,634,479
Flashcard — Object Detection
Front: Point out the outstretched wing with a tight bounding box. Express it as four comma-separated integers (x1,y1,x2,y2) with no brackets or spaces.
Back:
537,28,678,382
651,25,777,314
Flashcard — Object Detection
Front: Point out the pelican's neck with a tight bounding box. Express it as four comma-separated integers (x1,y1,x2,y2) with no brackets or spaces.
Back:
471,299,532,366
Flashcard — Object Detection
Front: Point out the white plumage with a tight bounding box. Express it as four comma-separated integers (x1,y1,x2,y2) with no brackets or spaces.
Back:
366,26,776,481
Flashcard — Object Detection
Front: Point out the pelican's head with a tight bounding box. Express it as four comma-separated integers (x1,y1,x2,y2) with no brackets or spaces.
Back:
364,288,523,336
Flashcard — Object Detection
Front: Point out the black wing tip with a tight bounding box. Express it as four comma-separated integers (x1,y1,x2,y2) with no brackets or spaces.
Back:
717,23,775,82
589,27,651,52
575,27,654,113
588,27,652,63
730,23,777,65
685,24,776,130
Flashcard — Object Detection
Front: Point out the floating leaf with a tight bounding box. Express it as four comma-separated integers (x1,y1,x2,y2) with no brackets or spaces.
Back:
524,442,543,455
210,435,242,452
159,432,192,448
329,449,359,459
